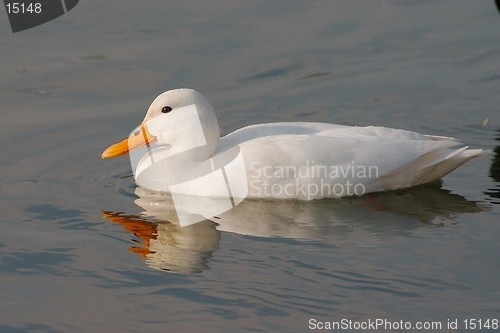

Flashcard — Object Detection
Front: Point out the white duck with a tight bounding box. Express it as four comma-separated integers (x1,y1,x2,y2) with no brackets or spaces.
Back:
102,88,488,200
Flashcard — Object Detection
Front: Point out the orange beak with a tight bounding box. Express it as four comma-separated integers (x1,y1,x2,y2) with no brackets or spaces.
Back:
101,123,157,159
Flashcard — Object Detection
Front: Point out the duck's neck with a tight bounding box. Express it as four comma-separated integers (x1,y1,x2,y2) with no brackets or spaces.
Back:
170,119,220,161
169,143,216,162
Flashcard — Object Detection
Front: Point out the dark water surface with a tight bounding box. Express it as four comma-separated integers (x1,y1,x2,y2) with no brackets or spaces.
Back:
1,1,500,332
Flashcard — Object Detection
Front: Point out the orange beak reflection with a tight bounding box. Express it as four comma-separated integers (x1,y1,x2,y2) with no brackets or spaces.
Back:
101,123,157,159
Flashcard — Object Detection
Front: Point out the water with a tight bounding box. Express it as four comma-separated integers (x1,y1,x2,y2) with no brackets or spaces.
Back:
1,1,500,332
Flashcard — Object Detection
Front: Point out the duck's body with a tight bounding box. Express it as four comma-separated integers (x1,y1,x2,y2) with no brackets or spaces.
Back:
102,89,488,200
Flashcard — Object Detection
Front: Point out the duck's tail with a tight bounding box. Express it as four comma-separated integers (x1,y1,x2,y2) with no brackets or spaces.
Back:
377,143,490,191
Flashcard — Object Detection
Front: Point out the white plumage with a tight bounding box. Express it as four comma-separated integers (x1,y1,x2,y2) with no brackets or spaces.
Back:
102,88,489,200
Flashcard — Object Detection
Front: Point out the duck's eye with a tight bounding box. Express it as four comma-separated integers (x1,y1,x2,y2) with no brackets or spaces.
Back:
161,106,172,113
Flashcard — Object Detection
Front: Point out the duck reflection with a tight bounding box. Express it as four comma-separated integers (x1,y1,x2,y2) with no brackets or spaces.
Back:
102,181,488,274
103,211,219,274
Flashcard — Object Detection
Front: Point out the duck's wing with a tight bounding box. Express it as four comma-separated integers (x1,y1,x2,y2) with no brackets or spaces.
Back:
234,128,488,198
239,132,458,176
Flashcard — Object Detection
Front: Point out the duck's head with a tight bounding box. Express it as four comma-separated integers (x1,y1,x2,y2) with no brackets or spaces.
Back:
102,89,220,159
